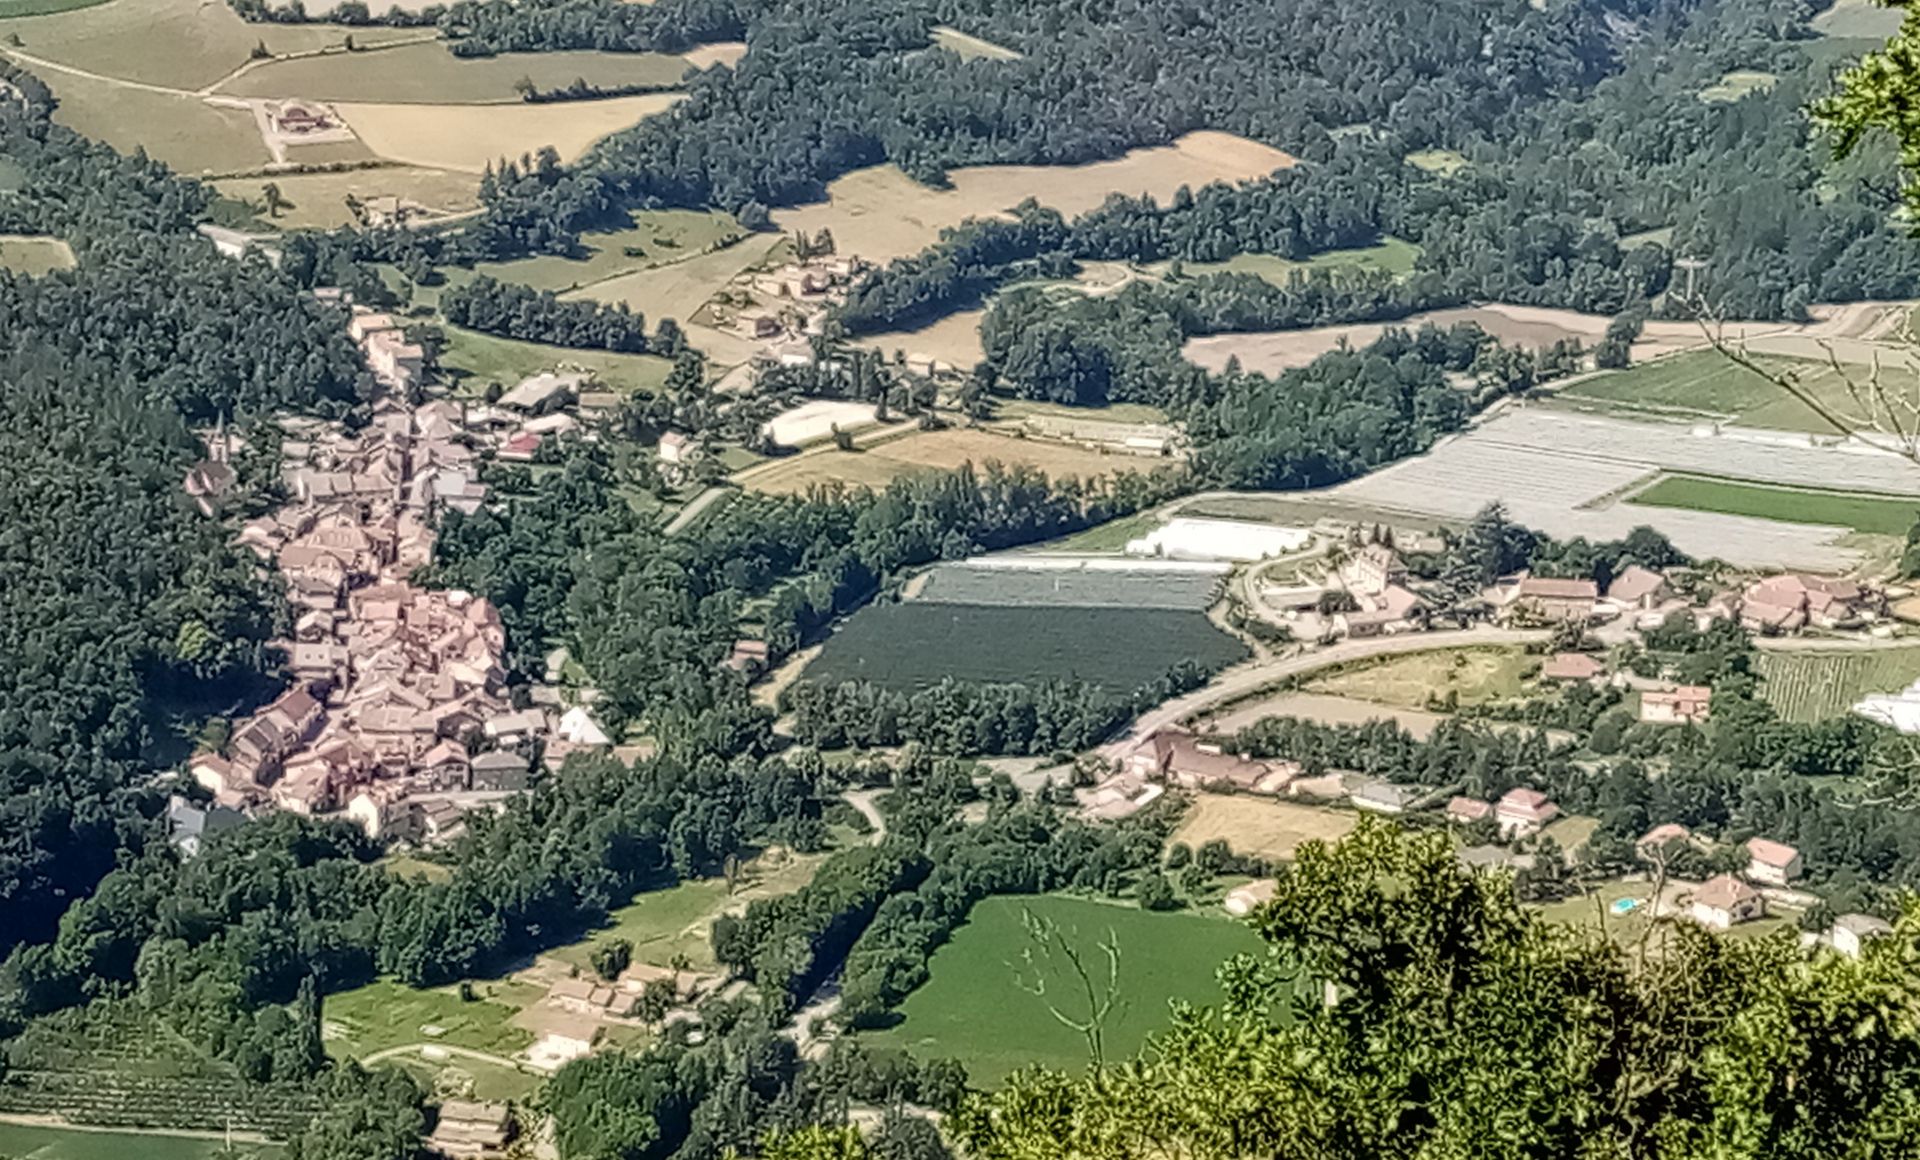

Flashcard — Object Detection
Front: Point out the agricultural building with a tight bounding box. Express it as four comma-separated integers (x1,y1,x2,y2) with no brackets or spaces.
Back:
1744,837,1803,886
1641,686,1712,724
1350,780,1421,814
1690,875,1765,929
499,371,587,412
1541,652,1606,682
1223,878,1277,916
1129,728,1295,794
1500,575,1599,623
1125,517,1311,562
1494,787,1559,838
1739,573,1875,633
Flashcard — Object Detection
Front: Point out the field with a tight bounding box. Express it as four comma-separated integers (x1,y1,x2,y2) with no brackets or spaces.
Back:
568,232,783,327
1406,149,1469,176
0,234,75,275
859,895,1266,1085
1812,0,1904,38
742,427,1154,495
929,25,1022,59
335,93,681,173
1170,795,1358,863
915,561,1224,611
1755,647,1920,722
1698,70,1778,103
1184,305,1703,376
213,166,481,230
1556,348,1920,432
1146,238,1423,284
0,1124,281,1160
219,44,690,104
682,41,748,69
1628,474,1920,535
470,210,742,293
1035,511,1165,552
805,603,1246,691
319,977,542,1061
1204,690,1448,738
0,0,419,90
546,851,826,974
772,132,1297,264
437,326,674,395
37,72,268,176
849,307,989,369
1304,646,1534,710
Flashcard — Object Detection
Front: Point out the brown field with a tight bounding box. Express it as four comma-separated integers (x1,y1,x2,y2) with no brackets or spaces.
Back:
220,43,691,104
567,232,783,326
683,41,748,69
335,93,681,172
1170,794,1358,864
213,165,481,229
1305,647,1533,711
851,308,988,368
929,26,1021,60
773,131,1297,264
38,70,269,174
1182,305,1705,376
0,234,76,275
0,0,420,91
742,426,1153,495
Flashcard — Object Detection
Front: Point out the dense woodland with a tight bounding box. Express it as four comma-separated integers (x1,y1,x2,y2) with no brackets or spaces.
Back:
440,275,654,353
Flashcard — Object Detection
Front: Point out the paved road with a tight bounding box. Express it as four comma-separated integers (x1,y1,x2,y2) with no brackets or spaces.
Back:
1098,625,1551,760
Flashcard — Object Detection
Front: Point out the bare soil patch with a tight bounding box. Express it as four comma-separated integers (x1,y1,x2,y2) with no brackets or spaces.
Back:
335,92,681,172
773,131,1297,264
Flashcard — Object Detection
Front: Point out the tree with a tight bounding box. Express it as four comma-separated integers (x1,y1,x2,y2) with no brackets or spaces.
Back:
262,181,286,219
591,938,632,981
1134,871,1178,911
636,976,677,1024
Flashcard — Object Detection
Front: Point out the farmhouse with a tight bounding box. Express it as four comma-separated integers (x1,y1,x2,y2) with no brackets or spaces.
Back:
1744,837,1802,886
1740,573,1875,633
1641,686,1712,724
1540,652,1605,682
1129,728,1296,794
1690,874,1765,929
1494,786,1560,838
1350,780,1421,814
1831,913,1894,958
1500,576,1599,623
1604,565,1669,611
427,1100,514,1159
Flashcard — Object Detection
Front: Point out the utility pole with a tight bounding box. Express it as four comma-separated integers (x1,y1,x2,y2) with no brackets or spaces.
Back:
1674,257,1708,303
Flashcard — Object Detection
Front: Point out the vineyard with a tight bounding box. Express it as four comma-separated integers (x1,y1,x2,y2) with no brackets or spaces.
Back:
1755,647,1920,722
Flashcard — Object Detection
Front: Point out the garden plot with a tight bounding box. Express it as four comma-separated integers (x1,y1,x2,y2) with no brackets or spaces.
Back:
1320,408,1920,569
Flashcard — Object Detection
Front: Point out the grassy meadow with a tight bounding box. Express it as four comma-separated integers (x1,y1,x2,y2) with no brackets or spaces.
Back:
1628,474,1920,535
319,977,542,1061
1147,237,1422,284
1304,646,1535,710
1170,796,1359,864
859,894,1268,1085
218,43,690,104
0,234,75,275
1557,349,1920,433
437,326,675,396
740,426,1154,496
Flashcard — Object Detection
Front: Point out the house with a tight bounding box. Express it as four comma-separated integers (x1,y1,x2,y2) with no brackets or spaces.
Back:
348,312,400,344
1541,653,1606,682
498,371,586,413
427,1100,513,1159
556,706,610,746
483,708,549,741
1635,823,1694,863
732,308,783,340
724,639,771,674
658,431,695,465
1336,585,1427,638
1504,576,1599,623
1128,728,1291,794
166,794,245,857
1744,837,1803,886
498,432,542,463
1223,879,1277,917
470,749,532,792
1351,780,1421,814
1494,786,1560,838
1690,874,1766,929
1740,573,1874,633
1640,686,1712,724
1831,913,1895,958
1445,796,1491,824
347,787,416,842
1350,543,1407,597
363,329,424,391
1604,565,1669,611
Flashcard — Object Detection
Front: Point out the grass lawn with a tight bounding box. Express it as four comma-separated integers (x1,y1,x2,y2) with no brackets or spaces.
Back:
1557,349,1920,433
1040,511,1164,552
1306,646,1534,711
0,1125,281,1160
218,43,690,104
1171,795,1358,864
0,234,75,275
437,325,674,396
319,978,541,1060
1756,646,1920,722
381,853,454,883
547,851,827,974
385,1051,543,1103
1628,474,1920,535
1148,238,1422,284
860,894,1268,1086
471,210,742,293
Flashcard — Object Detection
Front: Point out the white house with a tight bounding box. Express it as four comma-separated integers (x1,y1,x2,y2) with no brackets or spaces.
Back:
1745,837,1803,886
1494,787,1560,838
1691,874,1765,930
1831,913,1894,958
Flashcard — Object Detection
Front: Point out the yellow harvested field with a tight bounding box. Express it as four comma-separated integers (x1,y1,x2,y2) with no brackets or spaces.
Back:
1182,304,1705,376
1305,646,1533,711
0,0,419,91
773,131,1298,263
850,308,987,369
335,93,681,172
220,43,691,104
213,166,482,230
1171,795,1358,864
683,41,748,69
568,232,783,326
742,426,1154,495
930,26,1021,60
0,234,75,275
37,70,268,175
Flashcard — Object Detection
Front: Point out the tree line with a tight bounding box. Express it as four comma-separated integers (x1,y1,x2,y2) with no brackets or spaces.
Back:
440,274,654,353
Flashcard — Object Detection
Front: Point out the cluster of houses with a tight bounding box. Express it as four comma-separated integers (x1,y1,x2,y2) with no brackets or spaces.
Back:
720,254,867,349
178,300,613,848
1490,565,1881,635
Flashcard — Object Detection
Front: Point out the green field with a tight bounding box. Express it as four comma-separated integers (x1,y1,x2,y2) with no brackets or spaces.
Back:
472,210,742,293
860,895,1267,1085
1628,474,1920,535
0,1125,280,1160
1151,238,1422,284
219,43,691,105
1040,511,1164,552
1755,647,1920,722
437,325,674,396
806,603,1248,692
319,977,541,1061
1558,349,1920,433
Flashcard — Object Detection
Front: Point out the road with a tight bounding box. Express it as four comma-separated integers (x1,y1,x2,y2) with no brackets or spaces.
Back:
1098,625,1551,759
663,485,732,535
843,789,887,845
